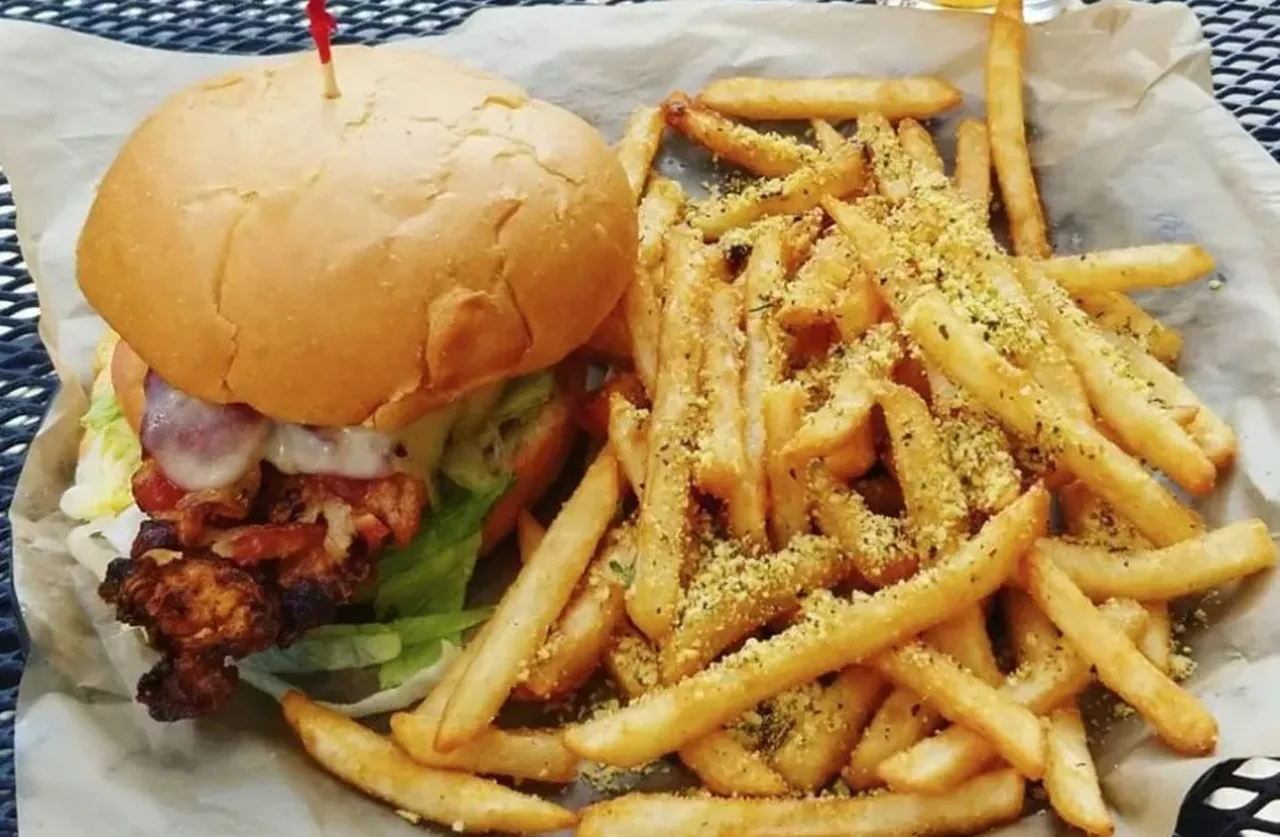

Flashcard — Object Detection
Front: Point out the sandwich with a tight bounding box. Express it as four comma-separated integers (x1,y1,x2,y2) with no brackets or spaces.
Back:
59,45,636,721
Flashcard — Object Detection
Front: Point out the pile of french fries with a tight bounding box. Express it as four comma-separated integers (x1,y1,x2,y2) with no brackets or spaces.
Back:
278,0,1276,833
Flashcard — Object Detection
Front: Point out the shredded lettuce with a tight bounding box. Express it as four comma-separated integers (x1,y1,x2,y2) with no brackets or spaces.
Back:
59,362,142,522
440,372,554,493
247,628,402,674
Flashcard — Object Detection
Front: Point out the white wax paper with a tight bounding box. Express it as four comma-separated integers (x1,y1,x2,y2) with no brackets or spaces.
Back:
1,2,1278,834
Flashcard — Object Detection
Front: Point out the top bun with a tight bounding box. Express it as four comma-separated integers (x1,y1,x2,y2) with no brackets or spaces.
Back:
78,46,636,430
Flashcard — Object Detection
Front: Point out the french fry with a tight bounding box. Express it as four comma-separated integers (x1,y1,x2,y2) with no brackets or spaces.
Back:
521,525,634,700
953,118,992,214
896,117,944,173
845,688,942,790
660,535,851,683
786,323,903,459
770,668,889,792
1078,291,1183,366
628,177,687,395
436,450,621,750
987,0,1051,258
879,381,968,560
616,106,665,200
564,485,1048,767
577,371,647,439
764,382,812,547
1045,705,1114,836
1141,602,1173,675
871,642,1046,779
516,510,545,564
824,419,878,481
578,768,1024,837
663,91,816,177
697,279,767,542
629,226,714,641
690,139,866,239
282,693,576,834
1043,244,1215,294
697,76,963,122
608,394,650,497
1016,259,1215,495
607,626,790,797
925,606,1003,687
810,118,847,154
1025,548,1218,756
877,598,1148,793
1003,587,1059,664
905,288,1203,546
1105,331,1236,467
811,469,920,588
741,221,789,538
777,233,885,344
390,714,580,784
1035,521,1276,601
1057,480,1151,549
931,390,1022,517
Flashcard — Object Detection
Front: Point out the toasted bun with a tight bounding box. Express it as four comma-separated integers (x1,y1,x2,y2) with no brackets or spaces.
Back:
79,46,636,430
110,339,148,435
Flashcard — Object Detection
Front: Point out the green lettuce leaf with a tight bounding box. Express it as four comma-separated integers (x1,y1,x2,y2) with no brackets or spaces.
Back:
246,629,401,674
440,372,554,493
60,366,143,521
388,607,492,646
378,640,445,690
374,477,512,620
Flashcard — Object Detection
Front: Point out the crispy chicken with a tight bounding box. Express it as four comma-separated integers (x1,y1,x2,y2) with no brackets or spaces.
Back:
99,461,426,721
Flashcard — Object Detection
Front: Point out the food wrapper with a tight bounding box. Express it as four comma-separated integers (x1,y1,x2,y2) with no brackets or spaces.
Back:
1,1,1278,834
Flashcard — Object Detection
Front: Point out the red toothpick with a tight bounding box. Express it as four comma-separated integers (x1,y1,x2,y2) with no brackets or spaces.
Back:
306,0,340,99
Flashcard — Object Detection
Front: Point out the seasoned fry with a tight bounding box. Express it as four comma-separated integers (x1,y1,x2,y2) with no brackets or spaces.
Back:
770,668,888,792
1044,243,1215,294
925,607,1003,687
1025,548,1218,755
436,451,621,750
628,177,687,395
871,642,1046,779
811,118,847,154
690,139,865,239
1106,331,1236,467
607,626,790,797
390,713,580,784
1017,259,1215,495
811,469,919,588
283,693,576,834
953,118,992,214
578,768,1025,837
1078,291,1183,366
786,323,903,459
1141,602,1173,675
896,117,944,173
515,510,545,564
1036,521,1275,602
630,226,713,641
845,688,942,790
697,279,767,541
764,382,811,547
608,394,650,497
1003,587,1059,664
877,598,1148,793
987,0,1051,258
564,485,1048,767
522,526,634,700
777,233,885,344
616,106,665,200
905,289,1203,546
663,91,816,177
879,381,968,560
824,419,878,481
697,76,963,122
577,371,646,439
1045,705,1114,836
930,387,1022,517
741,221,789,537
661,535,851,683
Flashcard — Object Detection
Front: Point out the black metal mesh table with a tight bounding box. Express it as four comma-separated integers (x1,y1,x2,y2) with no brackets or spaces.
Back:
0,1,1276,835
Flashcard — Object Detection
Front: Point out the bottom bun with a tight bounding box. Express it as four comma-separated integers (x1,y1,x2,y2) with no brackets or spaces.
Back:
480,367,582,553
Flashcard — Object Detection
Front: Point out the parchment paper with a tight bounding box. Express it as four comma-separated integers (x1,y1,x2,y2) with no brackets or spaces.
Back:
1,2,1278,834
